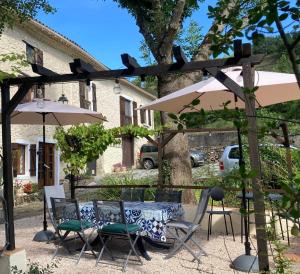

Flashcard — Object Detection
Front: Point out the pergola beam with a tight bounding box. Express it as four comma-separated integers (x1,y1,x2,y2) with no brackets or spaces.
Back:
69,58,96,74
31,64,59,77
7,82,33,114
5,54,264,86
205,67,245,101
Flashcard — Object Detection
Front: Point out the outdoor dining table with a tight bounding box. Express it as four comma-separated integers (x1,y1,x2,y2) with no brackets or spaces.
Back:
79,201,184,260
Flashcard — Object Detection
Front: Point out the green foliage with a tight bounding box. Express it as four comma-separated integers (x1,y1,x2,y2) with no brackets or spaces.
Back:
0,0,55,35
175,20,203,59
161,159,171,184
267,217,292,274
54,123,154,175
0,53,29,82
208,0,300,57
11,259,59,274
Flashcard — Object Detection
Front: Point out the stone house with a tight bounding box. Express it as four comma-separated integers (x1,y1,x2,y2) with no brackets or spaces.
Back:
0,20,156,186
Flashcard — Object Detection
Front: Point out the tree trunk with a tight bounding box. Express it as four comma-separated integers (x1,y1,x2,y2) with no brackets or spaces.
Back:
158,73,198,204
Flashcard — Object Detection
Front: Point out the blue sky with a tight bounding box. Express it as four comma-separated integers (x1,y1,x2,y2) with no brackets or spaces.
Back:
37,0,215,69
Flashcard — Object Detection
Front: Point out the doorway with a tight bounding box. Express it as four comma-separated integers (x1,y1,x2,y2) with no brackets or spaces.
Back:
122,136,134,167
38,142,55,186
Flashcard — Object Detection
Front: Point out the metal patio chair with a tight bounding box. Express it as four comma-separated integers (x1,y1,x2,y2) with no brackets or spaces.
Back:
155,189,182,203
93,200,143,272
206,186,235,241
45,184,66,226
50,197,96,264
121,188,145,202
165,188,210,263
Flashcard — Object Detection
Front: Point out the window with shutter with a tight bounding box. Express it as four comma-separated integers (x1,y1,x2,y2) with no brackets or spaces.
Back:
24,41,43,66
35,49,43,66
133,101,138,125
79,81,91,109
79,81,86,108
12,144,26,176
148,110,152,126
120,96,125,126
92,83,97,111
30,144,36,176
140,108,146,124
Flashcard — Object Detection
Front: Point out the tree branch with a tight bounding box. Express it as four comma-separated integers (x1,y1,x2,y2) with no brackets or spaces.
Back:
274,12,300,88
290,33,300,50
158,0,186,62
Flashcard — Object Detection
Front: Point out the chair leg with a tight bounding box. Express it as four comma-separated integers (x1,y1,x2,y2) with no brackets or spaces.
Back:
223,214,229,235
229,214,235,241
207,214,211,241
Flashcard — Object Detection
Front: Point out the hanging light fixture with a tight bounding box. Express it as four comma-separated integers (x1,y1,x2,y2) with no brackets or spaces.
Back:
58,94,68,104
113,78,122,95
58,83,68,104
36,85,45,108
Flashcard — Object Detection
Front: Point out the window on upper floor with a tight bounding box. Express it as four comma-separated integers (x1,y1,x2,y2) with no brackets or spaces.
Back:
24,41,43,66
79,81,91,109
12,143,26,177
147,109,152,126
120,97,138,126
140,108,146,124
92,83,97,111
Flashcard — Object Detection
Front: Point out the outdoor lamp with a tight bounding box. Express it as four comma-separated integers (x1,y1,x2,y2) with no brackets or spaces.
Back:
113,78,122,95
58,94,69,104
36,86,45,108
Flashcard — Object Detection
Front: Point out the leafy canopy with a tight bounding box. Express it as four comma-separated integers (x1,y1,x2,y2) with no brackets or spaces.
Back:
0,0,55,35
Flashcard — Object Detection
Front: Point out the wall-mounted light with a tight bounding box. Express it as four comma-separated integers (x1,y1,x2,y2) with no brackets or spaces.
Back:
113,78,122,95
36,85,44,108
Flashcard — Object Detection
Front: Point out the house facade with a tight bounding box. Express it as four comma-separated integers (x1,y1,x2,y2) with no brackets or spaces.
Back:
0,20,155,186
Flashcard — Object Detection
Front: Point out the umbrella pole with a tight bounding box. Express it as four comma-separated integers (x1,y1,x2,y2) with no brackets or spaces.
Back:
230,100,258,272
33,113,55,242
42,113,47,231
236,124,251,255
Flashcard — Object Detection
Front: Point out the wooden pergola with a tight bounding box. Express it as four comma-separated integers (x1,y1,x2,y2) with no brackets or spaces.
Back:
1,40,265,269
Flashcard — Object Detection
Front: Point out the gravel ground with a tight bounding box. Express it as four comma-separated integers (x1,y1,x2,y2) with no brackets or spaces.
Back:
1,214,253,274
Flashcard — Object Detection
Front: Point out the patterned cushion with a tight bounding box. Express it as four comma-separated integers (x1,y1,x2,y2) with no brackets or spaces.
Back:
57,220,93,232
101,223,140,234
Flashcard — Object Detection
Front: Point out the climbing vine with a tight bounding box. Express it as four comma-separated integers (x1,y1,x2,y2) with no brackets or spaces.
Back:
54,123,154,175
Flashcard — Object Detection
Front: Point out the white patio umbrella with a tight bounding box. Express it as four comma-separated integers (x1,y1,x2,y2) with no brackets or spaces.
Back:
139,68,299,272
2,99,106,242
140,68,299,112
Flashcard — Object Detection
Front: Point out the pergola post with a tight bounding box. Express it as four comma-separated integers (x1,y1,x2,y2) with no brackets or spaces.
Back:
243,61,269,271
1,83,15,250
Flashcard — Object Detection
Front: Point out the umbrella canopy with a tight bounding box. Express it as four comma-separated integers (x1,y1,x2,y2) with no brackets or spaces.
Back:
8,100,107,125
139,68,299,112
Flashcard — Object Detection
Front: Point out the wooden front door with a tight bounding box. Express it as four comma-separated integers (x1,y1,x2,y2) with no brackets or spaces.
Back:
122,137,134,167
38,142,55,186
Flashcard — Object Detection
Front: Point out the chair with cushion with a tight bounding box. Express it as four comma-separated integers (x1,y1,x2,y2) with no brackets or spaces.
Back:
155,189,182,203
165,189,210,263
50,197,96,264
206,186,235,241
93,200,143,272
121,188,145,202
